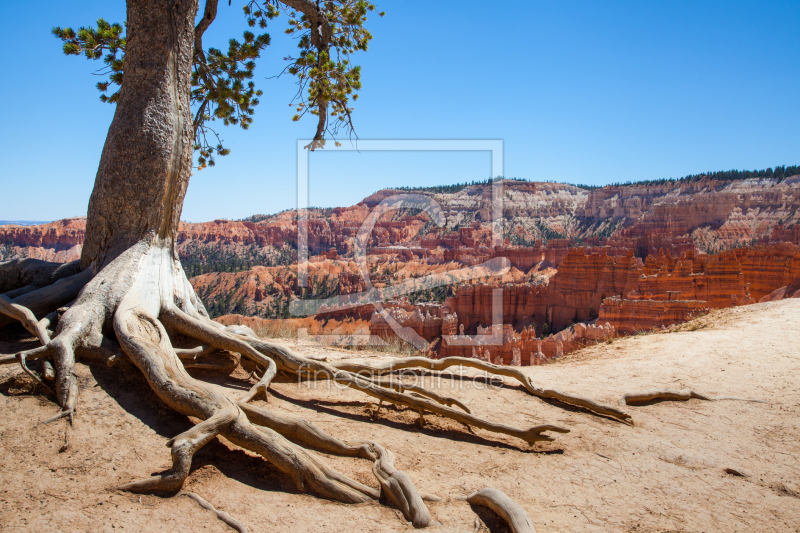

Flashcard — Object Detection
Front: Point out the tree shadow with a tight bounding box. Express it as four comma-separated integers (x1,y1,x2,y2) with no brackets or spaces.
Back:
87,363,340,497
188,368,252,391
469,503,513,533
0,323,40,356
623,398,693,407
374,369,620,423
90,363,193,439
0,371,53,398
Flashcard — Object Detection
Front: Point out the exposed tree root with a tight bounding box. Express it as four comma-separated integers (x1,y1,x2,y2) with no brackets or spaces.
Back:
113,302,379,505
724,467,749,477
370,441,433,528
44,409,73,425
19,350,53,394
162,307,568,445
2,284,39,299
0,268,92,328
42,360,55,381
238,401,436,525
38,302,74,335
240,356,276,403
60,424,70,453
620,388,767,406
178,491,249,533
0,344,52,366
0,294,51,345
467,488,536,533
374,377,472,414
332,357,633,424
174,345,212,358
117,406,238,492
0,258,81,295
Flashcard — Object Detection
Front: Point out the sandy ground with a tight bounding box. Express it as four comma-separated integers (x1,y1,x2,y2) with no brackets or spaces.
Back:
0,299,798,532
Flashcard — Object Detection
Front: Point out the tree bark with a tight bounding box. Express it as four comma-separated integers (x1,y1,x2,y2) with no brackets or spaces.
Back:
80,0,198,271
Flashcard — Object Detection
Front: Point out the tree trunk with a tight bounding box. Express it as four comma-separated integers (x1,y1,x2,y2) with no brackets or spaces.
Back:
80,0,198,271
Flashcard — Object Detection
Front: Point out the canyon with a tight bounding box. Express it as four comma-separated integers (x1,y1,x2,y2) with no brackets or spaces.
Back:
2,174,800,364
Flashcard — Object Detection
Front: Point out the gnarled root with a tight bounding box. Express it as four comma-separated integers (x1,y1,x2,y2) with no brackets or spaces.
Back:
369,441,432,528
163,307,568,446
0,294,51,345
117,407,237,492
111,291,384,510
238,402,433,526
467,488,536,533
620,388,766,406
48,309,89,424
240,356,276,403
0,268,92,328
332,356,632,424
374,377,472,414
179,491,248,533
0,258,81,295
19,349,53,394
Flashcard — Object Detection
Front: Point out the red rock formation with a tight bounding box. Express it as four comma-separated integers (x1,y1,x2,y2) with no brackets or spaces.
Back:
442,247,642,333
490,246,544,271
4,177,800,350
0,218,85,262
368,306,453,343
758,277,800,302
439,324,541,364
598,297,708,334
436,319,616,365
732,244,800,300
581,176,800,254
630,244,800,305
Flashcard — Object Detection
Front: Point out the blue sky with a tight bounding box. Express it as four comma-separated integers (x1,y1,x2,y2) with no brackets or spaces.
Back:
0,0,798,222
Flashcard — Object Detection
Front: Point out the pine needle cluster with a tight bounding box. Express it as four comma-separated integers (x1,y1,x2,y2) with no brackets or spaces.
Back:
52,1,382,166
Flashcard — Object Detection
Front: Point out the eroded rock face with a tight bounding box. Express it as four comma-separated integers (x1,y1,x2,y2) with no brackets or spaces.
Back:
0,218,85,262
439,323,542,363
4,176,800,351
581,177,800,254
427,243,800,355
369,305,445,342
433,318,616,365
441,247,643,333
758,277,800,302
598,298,708,335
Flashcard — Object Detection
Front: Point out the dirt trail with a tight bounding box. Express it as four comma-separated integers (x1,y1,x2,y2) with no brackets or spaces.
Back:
1,300,798,532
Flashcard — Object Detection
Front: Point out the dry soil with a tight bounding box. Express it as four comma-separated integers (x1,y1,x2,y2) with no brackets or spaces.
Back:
1,299,798,532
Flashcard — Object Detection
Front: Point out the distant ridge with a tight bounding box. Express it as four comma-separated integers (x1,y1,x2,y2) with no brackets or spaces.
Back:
392,165,800,194
0,220,52,226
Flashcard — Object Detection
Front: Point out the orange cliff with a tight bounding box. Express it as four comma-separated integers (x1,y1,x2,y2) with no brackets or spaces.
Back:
3,176,800,346
0,209,431,265
369,305,454,343
0,218,85,262
378,244,800,352
440,247,642,334
4,176,800,265
581,177,800,254
593,244,799,333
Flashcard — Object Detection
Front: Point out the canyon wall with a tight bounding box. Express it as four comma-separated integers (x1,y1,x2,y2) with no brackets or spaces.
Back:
0,218,84,262
4,176,800,352
433,244,799,341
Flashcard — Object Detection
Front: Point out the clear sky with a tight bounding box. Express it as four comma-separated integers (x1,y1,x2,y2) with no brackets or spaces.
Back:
1,0,798,222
